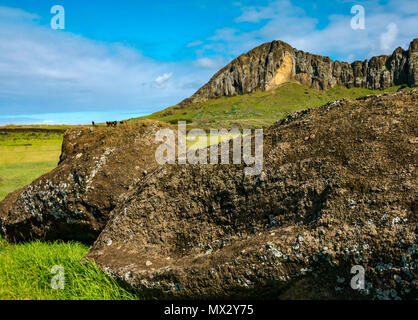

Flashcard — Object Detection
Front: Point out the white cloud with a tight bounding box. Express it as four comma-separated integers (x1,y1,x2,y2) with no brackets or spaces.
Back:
186,40,203,47
235,6,271,23
193,57,226,69
235,0,312,24
346,54,356,63
0,6,39,21
202,0,418,61
0,8,215,116
154,73,173,88
209,28,240,41
380,23,398,52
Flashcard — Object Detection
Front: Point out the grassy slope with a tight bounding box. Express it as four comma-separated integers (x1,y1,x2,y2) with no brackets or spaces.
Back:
0,237,137,300
133,83,407,128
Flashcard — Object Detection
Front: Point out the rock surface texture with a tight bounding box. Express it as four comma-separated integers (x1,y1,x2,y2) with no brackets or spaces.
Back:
180,39,418,106
86,90,417,299
0,121,173,242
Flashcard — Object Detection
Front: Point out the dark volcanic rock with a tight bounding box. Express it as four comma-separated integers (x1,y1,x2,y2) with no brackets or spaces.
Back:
180,39,417,106
409,38,418,87
87,90,417,299
0,121,173,242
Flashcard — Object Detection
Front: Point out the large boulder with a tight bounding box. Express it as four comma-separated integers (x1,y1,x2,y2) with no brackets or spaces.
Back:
87,90,417,299
0,120,173,242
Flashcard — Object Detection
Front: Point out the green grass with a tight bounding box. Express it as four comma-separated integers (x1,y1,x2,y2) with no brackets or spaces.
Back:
0,237,138,300
0,129,140,300
0,129,139,300
133,83,408,128
0,131,64,146
186,131,243,150
0,131,64,201
1,124,74,130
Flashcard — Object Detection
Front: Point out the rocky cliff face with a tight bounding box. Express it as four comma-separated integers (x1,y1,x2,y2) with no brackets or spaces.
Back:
181,38,418,106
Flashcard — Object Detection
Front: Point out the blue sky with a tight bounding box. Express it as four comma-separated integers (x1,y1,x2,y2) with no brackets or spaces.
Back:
0,0,417,124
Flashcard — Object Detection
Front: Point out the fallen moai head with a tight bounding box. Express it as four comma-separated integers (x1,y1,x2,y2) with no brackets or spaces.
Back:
87,90,417,299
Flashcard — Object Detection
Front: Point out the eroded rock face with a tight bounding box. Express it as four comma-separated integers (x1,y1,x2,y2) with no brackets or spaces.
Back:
266,54,294,90
0,121,173,243
409,38,418,87
87,90,417,299
180,39,417,106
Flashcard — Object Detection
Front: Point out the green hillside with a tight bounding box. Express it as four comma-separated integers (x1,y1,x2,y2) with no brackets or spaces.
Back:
132,82,408,128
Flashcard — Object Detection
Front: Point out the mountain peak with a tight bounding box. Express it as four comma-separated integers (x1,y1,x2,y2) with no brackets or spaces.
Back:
181,38,418,106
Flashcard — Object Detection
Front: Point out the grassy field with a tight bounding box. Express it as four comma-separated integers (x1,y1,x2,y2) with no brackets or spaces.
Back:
133,83,407,128
0,130,64,201
0,124,74,130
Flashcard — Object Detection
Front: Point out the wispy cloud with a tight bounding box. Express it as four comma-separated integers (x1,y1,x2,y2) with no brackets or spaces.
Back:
201,0,418,60
154,73,173,88
380,22,398,51
0,7,214,118
0,6,39,22
186,40,203,47
193,56,226,69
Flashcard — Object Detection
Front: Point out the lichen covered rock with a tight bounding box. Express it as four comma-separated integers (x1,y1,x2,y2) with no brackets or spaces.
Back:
0,120,173,242
87,90,417,299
